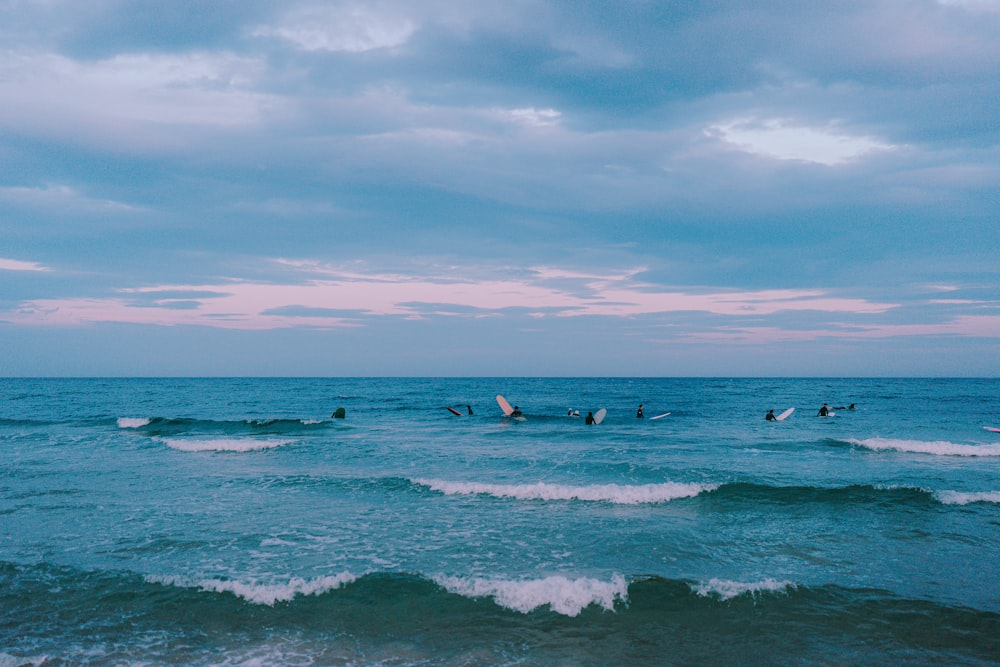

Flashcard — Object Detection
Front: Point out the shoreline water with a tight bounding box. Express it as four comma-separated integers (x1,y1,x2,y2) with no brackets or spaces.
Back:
2,377,999,665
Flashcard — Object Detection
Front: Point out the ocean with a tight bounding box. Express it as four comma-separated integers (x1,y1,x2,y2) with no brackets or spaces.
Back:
2,377,998,666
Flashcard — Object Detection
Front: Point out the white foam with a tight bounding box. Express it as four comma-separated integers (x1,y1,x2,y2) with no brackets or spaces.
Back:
117,417,151,428
848,437,1000,457
414,479,715,504
0,653,50,667
693,578,797,601
935,490,1000,505
156,437,294,452
147,572,357,605
260,537,297,547
434,574,628,617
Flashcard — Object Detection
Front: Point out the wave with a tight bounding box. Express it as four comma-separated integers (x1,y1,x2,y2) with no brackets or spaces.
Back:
5,562,999,665
935,490,1000,505
149,570,628,617
155,437,295,452
146,572,358,605
0,653,48,667
433,574,628,617
410,477,956,509
847,437,1000,457
145,570,805,617
116,417,151,428
413,479,715,504
692,577,797,601
113,416,334,436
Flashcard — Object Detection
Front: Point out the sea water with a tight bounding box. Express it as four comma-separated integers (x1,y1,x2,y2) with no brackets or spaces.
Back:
1,377,998,665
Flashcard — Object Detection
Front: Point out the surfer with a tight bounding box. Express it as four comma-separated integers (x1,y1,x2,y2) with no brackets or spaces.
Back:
568,408,579,416
585,411,595,425
849,403,855,410
636,404,644,418
766,409,776,421
511,405,523,418
467,405,473,415
818,403,829,417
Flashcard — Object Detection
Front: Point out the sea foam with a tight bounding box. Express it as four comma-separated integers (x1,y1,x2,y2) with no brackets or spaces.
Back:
0,653,49,667
413,479,715,504
147,572,357,605
117,417,151,428
848,437,1000,457
434,574,628,617
935,490,1000,505
693,578,797,601
156,437,294,452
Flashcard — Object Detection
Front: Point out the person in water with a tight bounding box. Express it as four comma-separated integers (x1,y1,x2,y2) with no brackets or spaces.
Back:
466,405,473,415
585,411,595,424
766,409,776,421
818,403,829,417
511,405,522,417
636,404,644,418
568,408,579,416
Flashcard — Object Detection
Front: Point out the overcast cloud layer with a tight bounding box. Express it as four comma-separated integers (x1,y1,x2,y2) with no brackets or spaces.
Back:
1,0,998,376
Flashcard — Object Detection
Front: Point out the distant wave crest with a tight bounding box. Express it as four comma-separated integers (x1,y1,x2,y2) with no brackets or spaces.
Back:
693,578,797,601
117,417,151,428
934,490,1000,505
155,437,294,452
147,572,357,605
434,574,628,617
413,479,715,504
113,416,331,436
848,438,1000,457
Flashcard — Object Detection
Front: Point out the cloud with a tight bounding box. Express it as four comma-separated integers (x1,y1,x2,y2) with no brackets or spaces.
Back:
0,258,51,272
0,51,281,150
683,315,1000,344
3,262,900,332
0,184,139,213
251,4,417,52
708,118,895,165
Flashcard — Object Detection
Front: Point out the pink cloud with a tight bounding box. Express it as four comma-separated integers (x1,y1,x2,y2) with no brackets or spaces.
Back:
0,258,51,272
2,264,935,339
678,315,1000,344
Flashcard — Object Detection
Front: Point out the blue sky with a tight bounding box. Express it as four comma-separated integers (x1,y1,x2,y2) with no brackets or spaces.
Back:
1,0,998,376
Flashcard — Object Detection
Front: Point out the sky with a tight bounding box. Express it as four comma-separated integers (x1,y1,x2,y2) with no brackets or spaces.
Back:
1,0,998,377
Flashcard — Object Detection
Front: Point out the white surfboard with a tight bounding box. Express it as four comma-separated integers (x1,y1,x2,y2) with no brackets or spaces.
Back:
775,408,795,421
594,408,607,425
649,412,671,420
496,394,513,416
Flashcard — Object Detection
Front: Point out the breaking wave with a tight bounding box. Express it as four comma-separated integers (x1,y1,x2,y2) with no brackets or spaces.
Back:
693,578,798,601
155,437,295,452
934,490,1000,505
412,479,715,504
847,437,1000,457
433,574,628,617
147,572,358,605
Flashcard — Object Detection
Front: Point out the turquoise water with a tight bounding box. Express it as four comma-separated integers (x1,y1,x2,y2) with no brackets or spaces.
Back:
2,377,999,665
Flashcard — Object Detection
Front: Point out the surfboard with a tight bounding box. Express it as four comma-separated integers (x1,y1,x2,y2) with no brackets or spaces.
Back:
496,395,514,417
984,426,1000,433
594,408,607,425
776,408,795,421
818,412,837,418
649,412,671,420
446,406,462,416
